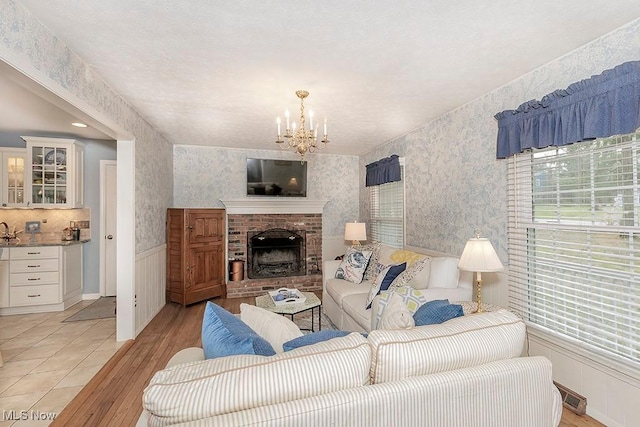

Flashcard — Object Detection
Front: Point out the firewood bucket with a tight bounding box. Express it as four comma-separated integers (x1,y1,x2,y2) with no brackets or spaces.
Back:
229,260,244,282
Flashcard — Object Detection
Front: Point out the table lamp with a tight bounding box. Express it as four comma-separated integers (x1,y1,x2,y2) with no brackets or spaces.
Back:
457,233,503,313
344,222,367,246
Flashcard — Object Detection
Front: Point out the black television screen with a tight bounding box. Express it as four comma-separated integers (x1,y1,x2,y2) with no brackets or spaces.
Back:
246,158,307,197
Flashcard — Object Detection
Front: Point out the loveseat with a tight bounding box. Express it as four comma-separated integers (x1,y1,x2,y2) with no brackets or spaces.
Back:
323,243,474,332
138,309,562,426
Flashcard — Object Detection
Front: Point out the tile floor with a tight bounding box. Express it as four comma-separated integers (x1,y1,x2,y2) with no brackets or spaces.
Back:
0,301,122,426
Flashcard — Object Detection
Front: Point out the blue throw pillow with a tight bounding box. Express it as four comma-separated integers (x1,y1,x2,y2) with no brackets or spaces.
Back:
366,262,407,309
413,299,464,326
201,301,275,359
282,330,353,351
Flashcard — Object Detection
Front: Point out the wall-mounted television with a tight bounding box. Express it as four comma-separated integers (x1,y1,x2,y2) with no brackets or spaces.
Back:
246,158,307,197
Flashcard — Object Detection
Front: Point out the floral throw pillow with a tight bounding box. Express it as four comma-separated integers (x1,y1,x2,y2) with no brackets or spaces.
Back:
387,257,430,291
366,263,406,309
360,242,382,282
335,247,373,284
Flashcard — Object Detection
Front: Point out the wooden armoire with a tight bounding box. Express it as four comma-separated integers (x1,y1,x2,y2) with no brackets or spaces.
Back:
166,208,226,305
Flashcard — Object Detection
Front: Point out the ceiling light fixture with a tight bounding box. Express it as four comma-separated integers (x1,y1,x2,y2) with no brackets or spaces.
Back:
275,90,329,161
71,122,87,128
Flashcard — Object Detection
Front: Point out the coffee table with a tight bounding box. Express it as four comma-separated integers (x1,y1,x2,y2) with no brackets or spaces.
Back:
255,291,322,332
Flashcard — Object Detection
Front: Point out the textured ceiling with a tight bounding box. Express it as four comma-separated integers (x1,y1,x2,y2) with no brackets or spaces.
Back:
11,1,640,155
0,62,113,141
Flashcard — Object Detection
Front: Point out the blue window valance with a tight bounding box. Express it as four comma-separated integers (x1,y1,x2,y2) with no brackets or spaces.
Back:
366,154,401,187
495,61,640,159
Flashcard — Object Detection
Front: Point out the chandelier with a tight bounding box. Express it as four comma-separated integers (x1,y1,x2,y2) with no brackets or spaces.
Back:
275,90,329,160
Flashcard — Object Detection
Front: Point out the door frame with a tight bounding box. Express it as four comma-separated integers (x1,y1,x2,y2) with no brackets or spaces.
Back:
99,159,117,296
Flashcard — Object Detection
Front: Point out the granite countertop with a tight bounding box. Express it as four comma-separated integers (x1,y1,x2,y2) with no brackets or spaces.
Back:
0,239,90,247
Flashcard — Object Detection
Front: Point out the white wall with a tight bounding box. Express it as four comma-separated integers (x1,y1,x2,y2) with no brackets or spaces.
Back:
80,138,117,294
172,145,360,258
360,17,640,427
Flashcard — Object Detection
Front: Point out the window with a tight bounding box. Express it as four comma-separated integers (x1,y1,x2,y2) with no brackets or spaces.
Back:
508,132,640,369
369,159,405,247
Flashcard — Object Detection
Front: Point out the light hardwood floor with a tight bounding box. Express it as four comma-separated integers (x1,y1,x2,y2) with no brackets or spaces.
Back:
53,293,604,426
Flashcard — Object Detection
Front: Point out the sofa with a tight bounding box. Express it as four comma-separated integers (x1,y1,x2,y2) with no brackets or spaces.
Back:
323,243,474,332
138,307,562,426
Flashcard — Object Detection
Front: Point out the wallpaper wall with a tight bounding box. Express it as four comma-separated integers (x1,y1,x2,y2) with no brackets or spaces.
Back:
0,0,173,254
173,146,359,237
360,17,640,264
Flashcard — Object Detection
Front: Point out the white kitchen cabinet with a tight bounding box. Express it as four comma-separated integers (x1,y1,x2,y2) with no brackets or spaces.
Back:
2,245,83,314
62,244,82,301
0,148,27,207
10,246,60,307
22,136,85,208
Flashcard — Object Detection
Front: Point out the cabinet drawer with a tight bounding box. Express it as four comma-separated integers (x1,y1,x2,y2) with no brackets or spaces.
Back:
10,271,59,286
11,246,59,260
11,258,59,273
10,284,59,307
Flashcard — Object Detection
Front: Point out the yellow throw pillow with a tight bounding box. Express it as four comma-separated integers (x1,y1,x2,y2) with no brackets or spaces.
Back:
390,249,426,267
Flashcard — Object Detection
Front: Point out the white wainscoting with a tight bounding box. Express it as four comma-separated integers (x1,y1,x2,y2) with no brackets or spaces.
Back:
135,244,166,335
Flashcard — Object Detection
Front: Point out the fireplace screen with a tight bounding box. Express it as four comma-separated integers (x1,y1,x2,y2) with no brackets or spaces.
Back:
247,228,306,279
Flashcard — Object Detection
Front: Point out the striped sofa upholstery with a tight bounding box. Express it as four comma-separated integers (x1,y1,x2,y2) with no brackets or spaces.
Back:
140,311,562,427
368,310,525,383
143,333,371,426
183,357,561,427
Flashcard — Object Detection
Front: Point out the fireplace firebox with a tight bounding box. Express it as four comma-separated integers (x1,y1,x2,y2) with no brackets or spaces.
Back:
247,228,306,279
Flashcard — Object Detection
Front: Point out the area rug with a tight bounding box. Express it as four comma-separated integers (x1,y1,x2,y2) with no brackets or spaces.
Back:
292,311,337,333
63,297,116,322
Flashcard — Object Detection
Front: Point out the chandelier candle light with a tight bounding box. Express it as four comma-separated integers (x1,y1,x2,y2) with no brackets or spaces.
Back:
276,90,329,161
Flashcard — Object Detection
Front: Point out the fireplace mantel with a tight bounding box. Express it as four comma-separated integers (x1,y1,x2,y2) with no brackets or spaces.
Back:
220,199,328,215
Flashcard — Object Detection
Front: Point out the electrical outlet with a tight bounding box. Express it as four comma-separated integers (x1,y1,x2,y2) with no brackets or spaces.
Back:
71,220,90,229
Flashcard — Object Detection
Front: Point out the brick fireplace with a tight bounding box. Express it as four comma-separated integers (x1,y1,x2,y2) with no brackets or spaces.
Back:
222,199,326,298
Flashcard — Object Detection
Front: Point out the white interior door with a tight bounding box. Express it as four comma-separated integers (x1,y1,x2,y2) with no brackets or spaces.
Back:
101,160,117,296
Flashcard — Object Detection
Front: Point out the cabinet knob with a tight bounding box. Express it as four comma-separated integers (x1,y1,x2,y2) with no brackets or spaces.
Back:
106,235,113,240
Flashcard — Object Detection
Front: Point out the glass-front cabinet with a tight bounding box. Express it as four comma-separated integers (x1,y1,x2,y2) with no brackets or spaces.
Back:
0,149,27,207
23,137,85,208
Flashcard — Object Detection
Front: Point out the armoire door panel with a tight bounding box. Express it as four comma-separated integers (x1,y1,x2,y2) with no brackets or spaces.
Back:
166,208,226,306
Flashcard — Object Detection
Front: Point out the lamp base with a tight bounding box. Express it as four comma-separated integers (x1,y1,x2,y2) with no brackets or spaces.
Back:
475,277,483,314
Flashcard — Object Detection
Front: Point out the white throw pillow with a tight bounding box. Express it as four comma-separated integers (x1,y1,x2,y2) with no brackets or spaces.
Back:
379,293,415,330
373,287,428,329
376,244,398,268
405,257,432,289
240,303,303,353
428,257,460,289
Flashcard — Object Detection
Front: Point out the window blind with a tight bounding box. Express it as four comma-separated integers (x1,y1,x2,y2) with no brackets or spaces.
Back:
508,132,640,369
369,161,405,248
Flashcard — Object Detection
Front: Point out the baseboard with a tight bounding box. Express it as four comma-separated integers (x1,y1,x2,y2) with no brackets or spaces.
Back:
82,293,101,300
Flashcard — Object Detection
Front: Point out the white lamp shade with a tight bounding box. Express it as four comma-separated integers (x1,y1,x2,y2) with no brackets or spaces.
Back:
458,238,504,272
344,222,367,242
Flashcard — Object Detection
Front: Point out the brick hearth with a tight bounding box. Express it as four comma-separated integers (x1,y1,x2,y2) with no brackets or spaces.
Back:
226,213,323,297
